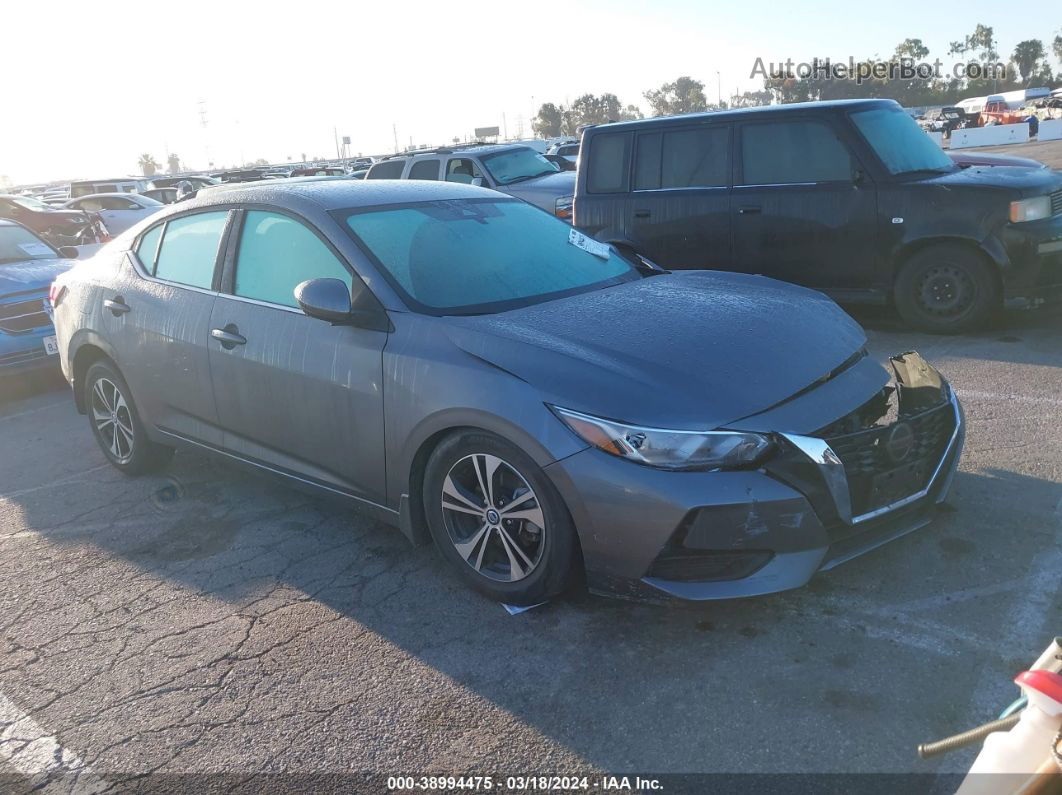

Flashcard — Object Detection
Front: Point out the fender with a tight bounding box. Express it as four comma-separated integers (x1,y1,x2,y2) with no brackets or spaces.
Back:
66,329,121,413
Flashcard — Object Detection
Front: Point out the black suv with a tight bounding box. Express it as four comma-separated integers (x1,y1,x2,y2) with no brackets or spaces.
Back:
573,98,1062,332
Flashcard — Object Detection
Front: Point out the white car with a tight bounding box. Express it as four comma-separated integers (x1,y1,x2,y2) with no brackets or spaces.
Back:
63,193,164,235
545,141,580,165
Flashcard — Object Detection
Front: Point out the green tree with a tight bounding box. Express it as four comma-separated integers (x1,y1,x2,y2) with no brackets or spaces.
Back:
137,154,159,176
729,90,771,108
894,38,930,60
643,76,708,116
1011,39,1046,83
949,23,998,62
532,103,564,137
1052,30,1062,66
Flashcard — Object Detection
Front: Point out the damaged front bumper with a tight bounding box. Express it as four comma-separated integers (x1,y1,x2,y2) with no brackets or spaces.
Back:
544,351,964,602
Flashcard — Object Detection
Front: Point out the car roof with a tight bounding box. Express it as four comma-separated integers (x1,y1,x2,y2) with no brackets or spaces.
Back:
67,192,149,200
587,98,898,134
177,179,500,214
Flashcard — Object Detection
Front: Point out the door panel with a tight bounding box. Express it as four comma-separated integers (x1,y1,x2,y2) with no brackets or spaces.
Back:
729,183,878,288
731,118,879,289
103,254,222,445
207,299,388,501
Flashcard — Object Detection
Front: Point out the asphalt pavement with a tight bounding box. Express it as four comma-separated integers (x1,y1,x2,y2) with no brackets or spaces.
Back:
0,304,1059,792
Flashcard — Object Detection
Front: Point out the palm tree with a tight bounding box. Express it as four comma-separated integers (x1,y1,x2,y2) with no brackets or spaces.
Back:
138,154,160,176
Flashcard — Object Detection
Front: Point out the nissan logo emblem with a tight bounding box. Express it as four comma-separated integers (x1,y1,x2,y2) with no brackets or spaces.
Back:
885,423,915,463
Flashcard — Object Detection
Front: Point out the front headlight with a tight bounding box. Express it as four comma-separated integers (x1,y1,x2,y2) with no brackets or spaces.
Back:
550,406,774,471
1009,196,1052,223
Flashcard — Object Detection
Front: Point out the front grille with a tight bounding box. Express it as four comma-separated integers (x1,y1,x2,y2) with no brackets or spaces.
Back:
825,401,955,517
0,296,50,334
1051,189,1062,216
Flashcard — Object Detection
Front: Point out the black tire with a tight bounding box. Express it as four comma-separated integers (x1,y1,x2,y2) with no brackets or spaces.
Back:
894,244,1000,333
423,431,577,605
84,360,173,475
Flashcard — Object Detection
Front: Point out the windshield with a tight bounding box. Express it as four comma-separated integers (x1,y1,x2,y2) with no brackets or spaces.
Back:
479,147,559,185
850,105,955,176
12,196,51,211
0,225,58,264
343,198,637,315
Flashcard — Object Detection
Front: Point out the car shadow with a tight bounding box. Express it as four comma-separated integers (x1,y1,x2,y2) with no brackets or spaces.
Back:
4,428,1060,773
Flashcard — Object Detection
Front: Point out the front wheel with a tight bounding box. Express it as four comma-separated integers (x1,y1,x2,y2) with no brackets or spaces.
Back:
894,244,1000,333
423,431,577,605
85,360,173,475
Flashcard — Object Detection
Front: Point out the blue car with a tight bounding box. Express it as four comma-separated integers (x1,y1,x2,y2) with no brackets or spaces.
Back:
0,219,77,377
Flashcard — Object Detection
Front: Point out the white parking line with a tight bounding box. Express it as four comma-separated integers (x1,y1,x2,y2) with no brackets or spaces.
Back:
0,691,106,793
0,399,72,424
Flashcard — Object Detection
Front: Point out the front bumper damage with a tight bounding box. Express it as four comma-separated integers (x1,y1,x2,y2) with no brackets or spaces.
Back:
544,351,964,602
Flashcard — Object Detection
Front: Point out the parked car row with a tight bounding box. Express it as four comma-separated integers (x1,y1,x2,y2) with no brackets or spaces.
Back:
48,179,964,606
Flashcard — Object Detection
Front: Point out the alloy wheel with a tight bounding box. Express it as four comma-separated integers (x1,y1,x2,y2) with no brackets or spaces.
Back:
439,454,546,583
90,377,135,462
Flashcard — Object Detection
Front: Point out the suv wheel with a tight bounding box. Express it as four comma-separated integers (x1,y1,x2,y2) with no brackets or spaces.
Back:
894,243,999,333
85,360,173,475
423,431,577,605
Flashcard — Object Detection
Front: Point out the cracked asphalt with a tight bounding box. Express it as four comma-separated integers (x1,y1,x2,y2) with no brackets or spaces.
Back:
0,305,1059,792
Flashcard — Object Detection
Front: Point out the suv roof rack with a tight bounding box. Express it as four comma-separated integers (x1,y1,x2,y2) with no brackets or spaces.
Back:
378,141,499,161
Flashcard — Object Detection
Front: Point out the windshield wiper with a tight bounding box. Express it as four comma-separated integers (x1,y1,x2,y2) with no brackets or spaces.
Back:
895,167,954,177
503,170,557,185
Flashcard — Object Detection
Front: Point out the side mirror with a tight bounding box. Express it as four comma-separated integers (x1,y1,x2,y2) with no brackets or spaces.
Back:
58,246,79,259
294,278,352,323
471,177,486,187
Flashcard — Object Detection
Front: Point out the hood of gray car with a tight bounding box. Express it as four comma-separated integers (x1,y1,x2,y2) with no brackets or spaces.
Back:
500,171,576,212
445,270,868,430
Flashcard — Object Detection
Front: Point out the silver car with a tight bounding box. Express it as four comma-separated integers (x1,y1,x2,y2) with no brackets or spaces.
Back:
52,181,963,605
63,193,164,235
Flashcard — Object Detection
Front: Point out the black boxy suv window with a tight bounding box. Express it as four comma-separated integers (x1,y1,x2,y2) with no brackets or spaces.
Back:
634,127,729,190
367,160,405,179
408,159,440,180
586,133,631,194
740,120,853,185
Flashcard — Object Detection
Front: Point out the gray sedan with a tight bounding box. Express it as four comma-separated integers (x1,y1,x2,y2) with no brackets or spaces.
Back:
51,181,963,605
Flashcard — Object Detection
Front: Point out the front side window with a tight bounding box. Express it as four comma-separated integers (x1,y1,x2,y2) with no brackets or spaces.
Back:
586,133,631,194
343,198,636,314
479,147,559,186
153,211,228,289
740,121,854,185
408,159,441,180
850,105,955,176
101,197,143,210
367,160,405,179
234,211,351,308
635,127,729,190
445,158,482,184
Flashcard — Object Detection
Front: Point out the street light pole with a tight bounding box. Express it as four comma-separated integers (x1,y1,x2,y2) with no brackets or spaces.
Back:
716,71,722,107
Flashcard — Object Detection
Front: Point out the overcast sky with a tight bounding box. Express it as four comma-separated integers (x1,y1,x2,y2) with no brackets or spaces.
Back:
2,0,1058,184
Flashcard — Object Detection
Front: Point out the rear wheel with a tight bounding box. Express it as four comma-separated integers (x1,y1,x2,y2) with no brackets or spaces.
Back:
423,431,577,605
894,243,999,333
85,360,173,475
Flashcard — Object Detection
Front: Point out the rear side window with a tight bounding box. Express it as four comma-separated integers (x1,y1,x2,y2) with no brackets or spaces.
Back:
136,224,163,271
740,121,853,185
234,211,351,308
586,133,631,194
408,159,440,180
367,160,405,179
154,211,228,289
635,127,729,190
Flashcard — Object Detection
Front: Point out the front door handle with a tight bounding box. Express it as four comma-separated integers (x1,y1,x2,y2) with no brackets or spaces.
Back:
210,324,246,349
738,205,762,215
634,209,651,218
103,297,130,316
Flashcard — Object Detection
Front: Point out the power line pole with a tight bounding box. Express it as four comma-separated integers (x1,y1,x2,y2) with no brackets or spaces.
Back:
392,123,398,153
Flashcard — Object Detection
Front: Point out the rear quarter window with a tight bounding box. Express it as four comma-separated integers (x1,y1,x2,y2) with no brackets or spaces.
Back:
586,132,631,194
367,160,405,179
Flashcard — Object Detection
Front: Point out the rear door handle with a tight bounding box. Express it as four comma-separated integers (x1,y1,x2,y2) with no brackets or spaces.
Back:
634,209,651,218
103,297,130,316
210,325,246,349
738,205,762,215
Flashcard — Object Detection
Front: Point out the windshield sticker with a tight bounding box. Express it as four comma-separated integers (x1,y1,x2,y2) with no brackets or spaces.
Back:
568,228,611,260
18,242,54,257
